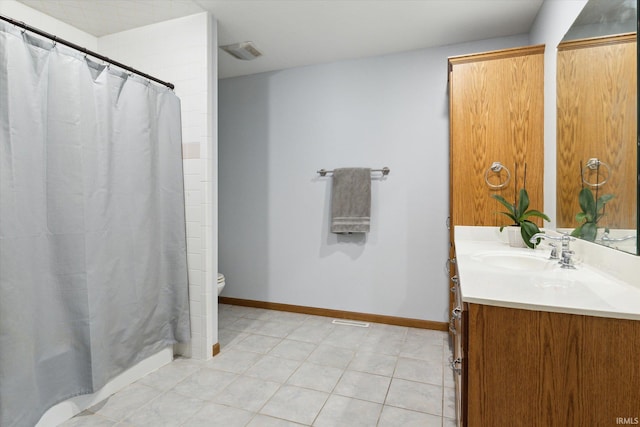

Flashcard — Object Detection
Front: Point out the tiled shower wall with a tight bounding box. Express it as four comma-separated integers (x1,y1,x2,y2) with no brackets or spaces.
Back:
99,12,218,360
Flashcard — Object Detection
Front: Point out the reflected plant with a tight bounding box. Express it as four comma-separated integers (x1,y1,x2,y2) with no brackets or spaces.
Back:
571,187,614,242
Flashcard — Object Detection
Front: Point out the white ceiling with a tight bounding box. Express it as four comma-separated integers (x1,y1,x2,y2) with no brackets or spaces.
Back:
17,0,545,79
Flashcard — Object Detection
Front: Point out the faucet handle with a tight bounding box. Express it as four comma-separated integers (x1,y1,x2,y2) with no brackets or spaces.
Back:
560,233,575,250
548,243,559,260
560,249,576,269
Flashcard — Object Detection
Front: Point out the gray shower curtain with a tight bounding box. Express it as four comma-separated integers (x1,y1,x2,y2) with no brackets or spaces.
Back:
0,22,190,427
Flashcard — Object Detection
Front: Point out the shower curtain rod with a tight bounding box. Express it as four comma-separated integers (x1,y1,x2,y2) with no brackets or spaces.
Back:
0,14,175,90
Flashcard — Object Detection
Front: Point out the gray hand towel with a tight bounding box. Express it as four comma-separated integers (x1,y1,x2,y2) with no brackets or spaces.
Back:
331,168,371,233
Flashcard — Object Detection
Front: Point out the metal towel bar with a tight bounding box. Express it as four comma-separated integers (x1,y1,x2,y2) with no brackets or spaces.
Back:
317,167,390,177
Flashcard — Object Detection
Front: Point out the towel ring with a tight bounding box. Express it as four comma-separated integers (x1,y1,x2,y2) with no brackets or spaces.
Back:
484,162,511,189
582,158,610,188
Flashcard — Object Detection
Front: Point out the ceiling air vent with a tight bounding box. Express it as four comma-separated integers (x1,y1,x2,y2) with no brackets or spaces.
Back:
220,41,262,60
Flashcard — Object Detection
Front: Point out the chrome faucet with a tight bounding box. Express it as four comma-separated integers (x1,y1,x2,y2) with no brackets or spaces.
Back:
529,233,576,269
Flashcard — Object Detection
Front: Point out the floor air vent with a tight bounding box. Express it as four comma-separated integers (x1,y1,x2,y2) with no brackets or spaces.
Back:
331,319,370,328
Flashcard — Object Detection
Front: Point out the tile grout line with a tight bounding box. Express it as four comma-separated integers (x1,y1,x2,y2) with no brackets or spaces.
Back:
251,311,337,426
66,304,452,426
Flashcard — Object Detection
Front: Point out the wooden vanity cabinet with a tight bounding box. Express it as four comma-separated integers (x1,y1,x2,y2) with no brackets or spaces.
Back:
448,46,545,424
457,302,640,427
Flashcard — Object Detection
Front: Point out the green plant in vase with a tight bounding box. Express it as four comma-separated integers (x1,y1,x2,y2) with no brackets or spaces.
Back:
492,188,551,249
571,187,614,242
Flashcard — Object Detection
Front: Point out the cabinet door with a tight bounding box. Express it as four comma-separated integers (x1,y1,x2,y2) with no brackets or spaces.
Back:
466,303,640,426
449,46,545,228
447,45,545,342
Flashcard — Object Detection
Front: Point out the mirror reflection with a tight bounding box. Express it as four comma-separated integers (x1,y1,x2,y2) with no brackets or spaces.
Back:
556,0,638,255
563,0,636,41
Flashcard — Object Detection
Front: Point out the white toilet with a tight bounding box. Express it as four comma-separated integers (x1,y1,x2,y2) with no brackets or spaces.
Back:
217,273,226,295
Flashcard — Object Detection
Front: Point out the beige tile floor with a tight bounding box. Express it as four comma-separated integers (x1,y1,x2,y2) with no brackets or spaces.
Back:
62,304,456,427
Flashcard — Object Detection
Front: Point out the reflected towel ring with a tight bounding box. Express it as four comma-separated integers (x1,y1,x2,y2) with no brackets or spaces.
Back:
582,158,610,187
484,162,511,189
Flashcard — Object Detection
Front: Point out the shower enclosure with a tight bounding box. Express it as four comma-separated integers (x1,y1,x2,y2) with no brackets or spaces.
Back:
0,19,190,427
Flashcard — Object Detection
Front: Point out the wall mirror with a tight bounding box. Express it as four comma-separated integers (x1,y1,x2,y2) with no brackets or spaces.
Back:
556,0,638,255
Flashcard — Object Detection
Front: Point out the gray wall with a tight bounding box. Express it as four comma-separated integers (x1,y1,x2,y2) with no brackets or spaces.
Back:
219,34,529,322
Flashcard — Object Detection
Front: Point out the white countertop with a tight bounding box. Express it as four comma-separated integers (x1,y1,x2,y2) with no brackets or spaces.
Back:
454,226,640,321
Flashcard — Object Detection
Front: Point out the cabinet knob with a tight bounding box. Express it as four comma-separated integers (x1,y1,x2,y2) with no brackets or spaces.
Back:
446,259,458,276
449,357,462,374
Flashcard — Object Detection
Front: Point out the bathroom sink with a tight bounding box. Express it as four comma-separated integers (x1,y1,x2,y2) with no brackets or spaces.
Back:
471,251,556,271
